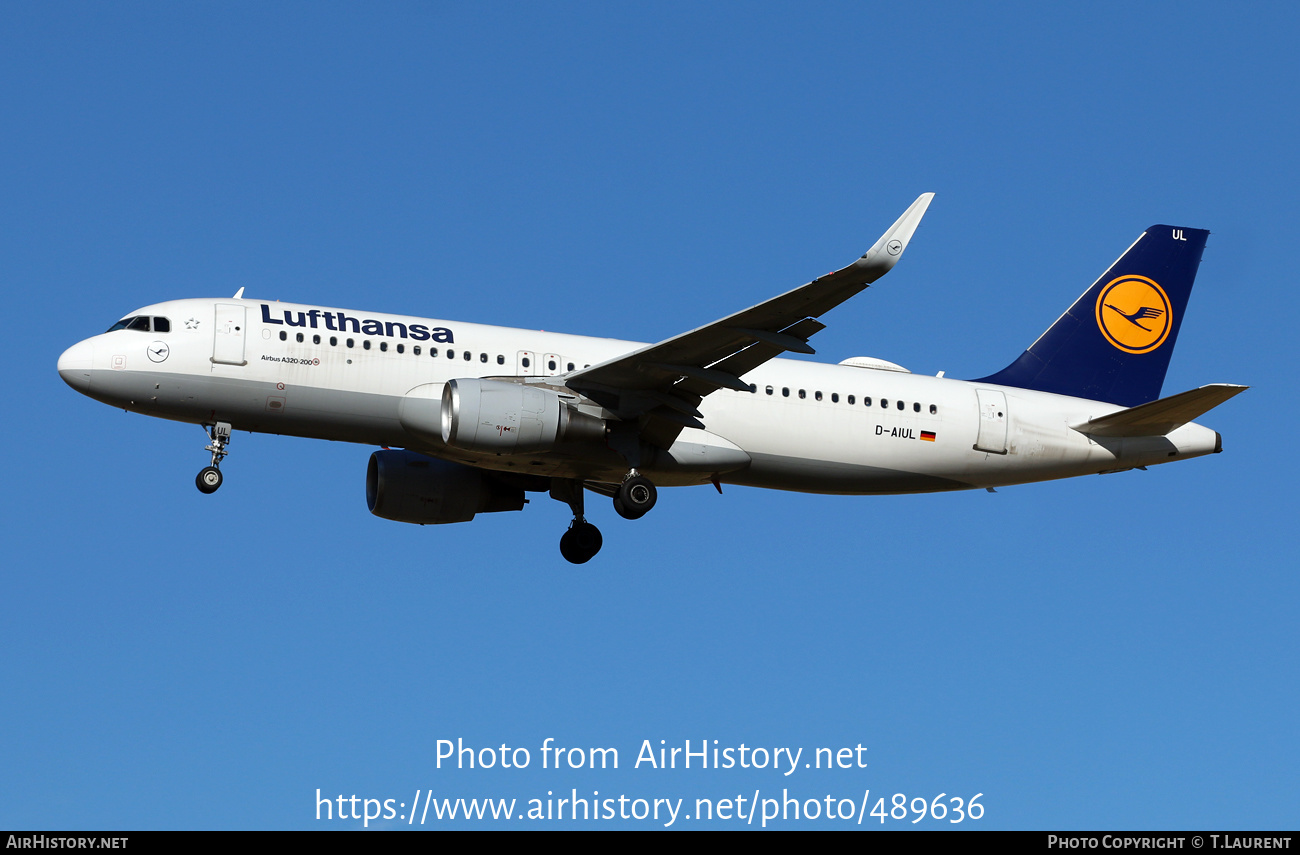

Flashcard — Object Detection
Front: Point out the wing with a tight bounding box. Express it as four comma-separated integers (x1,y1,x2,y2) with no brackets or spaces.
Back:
565,193,934,449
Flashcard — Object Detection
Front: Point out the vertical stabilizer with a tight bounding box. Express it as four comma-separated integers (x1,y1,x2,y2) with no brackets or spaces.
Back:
974,225,1208,406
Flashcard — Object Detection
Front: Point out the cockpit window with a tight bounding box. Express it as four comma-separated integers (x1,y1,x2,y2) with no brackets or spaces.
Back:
107,316,146,332
107,315,165,333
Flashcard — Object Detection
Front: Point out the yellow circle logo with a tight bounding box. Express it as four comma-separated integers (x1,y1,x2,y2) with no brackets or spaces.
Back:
1095,275,1172,354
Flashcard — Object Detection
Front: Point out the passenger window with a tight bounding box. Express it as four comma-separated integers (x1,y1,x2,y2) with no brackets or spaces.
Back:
815,391,823,401
831,393,839,403
930,404,937,415
364,340,372,350
913,402,920,412
881,398,888,408
548,360,556,371
313,334,320,344
279,331,287,341
379,341,388,352
153,317,170,333
330,336,337,346
522,357,531,368
568,362,575,371
413,345,421,355
847,395,855,405
897,400,904,410
396,343,404,354
296,332,304,343
480,353,487,363
798,389,806,399
782,387,790,397
766,386,774,395
864,397,872,406
463,351,471,361
497,355,505,365
346,339,354,348
430,348,438,357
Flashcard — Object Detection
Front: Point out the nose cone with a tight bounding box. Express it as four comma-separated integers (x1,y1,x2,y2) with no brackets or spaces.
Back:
58,339,94,392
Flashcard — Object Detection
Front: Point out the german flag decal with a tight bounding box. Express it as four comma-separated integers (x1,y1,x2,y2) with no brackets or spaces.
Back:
920,431,936,442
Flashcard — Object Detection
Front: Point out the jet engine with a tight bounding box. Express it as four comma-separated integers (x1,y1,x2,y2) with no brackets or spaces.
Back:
440,378,605,453
366,449,525,525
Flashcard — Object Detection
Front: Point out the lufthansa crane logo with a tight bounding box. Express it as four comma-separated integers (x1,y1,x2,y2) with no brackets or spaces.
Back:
1095,275,1172,354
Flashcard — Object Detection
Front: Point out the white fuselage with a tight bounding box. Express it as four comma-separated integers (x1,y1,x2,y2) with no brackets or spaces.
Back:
57,297,1221,494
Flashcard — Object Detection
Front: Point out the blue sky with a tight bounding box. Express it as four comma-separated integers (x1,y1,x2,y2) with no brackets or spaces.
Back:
3,2,1296,829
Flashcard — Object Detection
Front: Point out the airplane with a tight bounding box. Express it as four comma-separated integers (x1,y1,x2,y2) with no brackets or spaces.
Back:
57,194,1246,564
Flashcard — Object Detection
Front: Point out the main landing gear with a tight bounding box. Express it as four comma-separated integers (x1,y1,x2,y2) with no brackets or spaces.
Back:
552,479,602,564
550,471,660,564
613,471,657,520
196,421,231,494
560,520,603,565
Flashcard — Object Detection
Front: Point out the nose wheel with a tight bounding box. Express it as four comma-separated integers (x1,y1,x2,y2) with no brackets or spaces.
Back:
196,466,223,494
196,422,232,494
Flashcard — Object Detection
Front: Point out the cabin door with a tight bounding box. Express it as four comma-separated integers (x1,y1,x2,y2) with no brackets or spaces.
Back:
974,389,1008,454
212,304,247,366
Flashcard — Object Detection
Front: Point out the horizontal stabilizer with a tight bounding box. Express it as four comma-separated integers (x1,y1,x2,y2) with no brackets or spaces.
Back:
1072,384,1247,437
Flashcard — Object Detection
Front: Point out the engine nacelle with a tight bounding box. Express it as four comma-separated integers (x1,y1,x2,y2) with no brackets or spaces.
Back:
366,449,525,525
440,378,605,453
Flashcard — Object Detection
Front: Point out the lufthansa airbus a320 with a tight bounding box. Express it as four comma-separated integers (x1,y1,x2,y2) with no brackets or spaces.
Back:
57,195,1245,563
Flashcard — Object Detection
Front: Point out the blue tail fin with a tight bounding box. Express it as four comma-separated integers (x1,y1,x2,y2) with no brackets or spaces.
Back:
973,225,1209,407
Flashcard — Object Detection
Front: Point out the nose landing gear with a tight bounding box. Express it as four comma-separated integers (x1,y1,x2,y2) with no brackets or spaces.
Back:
196,422,232,494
